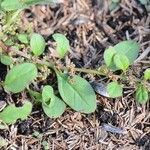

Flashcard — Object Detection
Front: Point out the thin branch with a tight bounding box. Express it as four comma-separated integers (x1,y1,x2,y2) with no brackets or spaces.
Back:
134,46,150,64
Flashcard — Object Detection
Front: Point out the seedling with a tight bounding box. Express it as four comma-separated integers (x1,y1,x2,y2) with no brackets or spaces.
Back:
104,40,149,104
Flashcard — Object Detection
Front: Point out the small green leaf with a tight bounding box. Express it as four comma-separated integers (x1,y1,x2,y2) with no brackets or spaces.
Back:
104,40,140,71
0,101,32,124
28,89,42,103
42,85,66,118
4,63,37,93
42,85,54,103
30,33,46,56
1,0,56,11
109,1,119,11
144,68,150,80
0,55,13,65
107,82,123,98
114,40,140,64
1,0,24,11
136,85,149,104
57,72,96,113
17,34,29,44
104,46,116,67
114,54,129,71
52,33,70,58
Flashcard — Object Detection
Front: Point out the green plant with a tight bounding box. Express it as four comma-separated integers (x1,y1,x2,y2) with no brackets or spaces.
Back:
104,41,150,104
104,40,140,71
0,0,149,125
0,30,97,123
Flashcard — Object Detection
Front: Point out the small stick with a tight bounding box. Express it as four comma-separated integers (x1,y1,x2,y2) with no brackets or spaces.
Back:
134,46,150,64
0,41,9,52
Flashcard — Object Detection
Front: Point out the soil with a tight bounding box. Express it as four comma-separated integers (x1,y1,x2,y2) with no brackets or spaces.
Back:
0,0,150,150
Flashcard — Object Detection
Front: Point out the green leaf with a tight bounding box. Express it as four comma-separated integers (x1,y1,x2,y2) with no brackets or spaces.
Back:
104,40,140,71
136,85,149,104
113,54,129,71
42,85,66,118
0,101,32,124
30,33,46,56
28,89,42,103
109,1,119,11
1,0,56,11
104,46,116,67
144,68,150,80
114,40,140,64
17,34,29,44
106,82,123,98
42,85,54,104
1,0,24,11
0,55,13,65
57,72,96,113
4,63,37,93
52,33,70,58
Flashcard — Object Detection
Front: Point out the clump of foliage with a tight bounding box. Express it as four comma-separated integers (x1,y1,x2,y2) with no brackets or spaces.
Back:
0,0,149,124
104,40,149,104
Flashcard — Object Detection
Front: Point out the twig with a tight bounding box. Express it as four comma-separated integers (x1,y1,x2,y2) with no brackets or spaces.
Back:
134,46,150,64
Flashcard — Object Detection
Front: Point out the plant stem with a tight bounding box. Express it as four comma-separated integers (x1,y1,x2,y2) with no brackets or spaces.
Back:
0,39,104,76
36,59,104,75
36,59,55,70
72,67,104,75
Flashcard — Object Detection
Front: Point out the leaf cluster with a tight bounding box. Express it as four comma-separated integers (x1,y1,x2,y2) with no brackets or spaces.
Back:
104,41,149,104
0,33,96,124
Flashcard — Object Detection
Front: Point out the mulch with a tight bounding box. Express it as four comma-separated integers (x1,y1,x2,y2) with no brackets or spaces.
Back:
0,0,150,149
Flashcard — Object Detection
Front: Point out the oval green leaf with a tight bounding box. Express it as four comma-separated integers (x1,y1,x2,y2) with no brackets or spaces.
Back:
17,33,29,44
57,72,96,113
104,46,116,67
1,0,24,11
114,54,129,71
0,101,32,124
144,68,150,80
1,0,56,11
52,33,70,58
30,33,46,56
42,85,66,118
4,63,38,93
114,40,140,64
0,55,13,65
42,85,54,103
106,82,123,98
136,85,149,104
